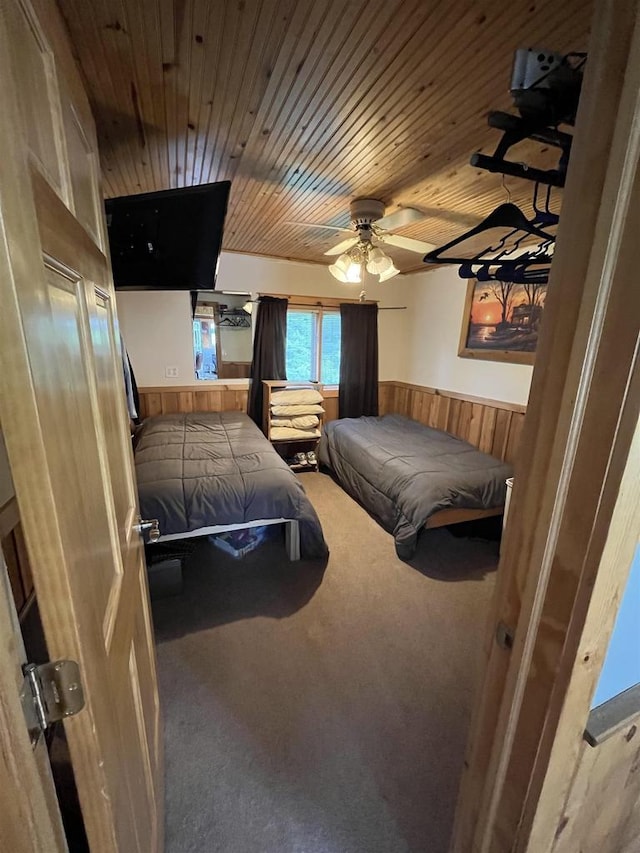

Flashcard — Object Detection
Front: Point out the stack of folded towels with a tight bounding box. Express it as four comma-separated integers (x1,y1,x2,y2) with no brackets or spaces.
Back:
269,388,324,441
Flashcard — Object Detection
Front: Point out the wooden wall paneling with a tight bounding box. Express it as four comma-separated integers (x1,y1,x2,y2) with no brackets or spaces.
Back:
141,394,162,419
323,394,339,424
394,383,409,416
453,399,472,440
504,411,525,466
378,382,396,416
528,417,640,853
409,389,423,423
446,397,461,435
159,392,178,414
423,390,437,426
547,719,640,853
431,394,450,430
222,389,248,411
467,403,485,447
177,392,193,412
194,389,223,413
491,409,513,460
451,1,640,847
478,406,498,454
137,381,525,463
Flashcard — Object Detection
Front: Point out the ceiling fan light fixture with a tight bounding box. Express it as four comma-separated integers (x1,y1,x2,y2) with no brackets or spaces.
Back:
329,250,362,283
329,252,354,282
328,262,349,282
378,262,400,282
366,246,393,274
345,261,362,283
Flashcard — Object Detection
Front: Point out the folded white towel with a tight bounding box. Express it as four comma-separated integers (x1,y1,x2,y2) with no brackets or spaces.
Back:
270,404,325,416
271,426,321,440
270,389,323,405
271,415,319,429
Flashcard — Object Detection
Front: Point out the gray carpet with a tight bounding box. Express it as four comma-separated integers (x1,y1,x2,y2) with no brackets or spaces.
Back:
152,472,498,853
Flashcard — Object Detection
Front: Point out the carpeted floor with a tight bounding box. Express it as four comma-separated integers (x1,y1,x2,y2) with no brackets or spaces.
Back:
152,472,499,853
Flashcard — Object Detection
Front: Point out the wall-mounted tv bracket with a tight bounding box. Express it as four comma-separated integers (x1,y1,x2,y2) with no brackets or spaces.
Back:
471,49,587,188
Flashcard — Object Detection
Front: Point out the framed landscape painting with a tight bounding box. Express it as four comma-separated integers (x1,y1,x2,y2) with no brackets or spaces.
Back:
458,279,548,365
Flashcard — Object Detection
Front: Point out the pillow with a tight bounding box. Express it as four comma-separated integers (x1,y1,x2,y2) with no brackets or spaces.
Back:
270,415,319,430
270,426,321,440
270,389,323,405
270,404,325,416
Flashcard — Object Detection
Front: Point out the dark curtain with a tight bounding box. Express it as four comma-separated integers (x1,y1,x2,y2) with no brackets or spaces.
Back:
247,296,288,428
339,303,379,418
190,291,198,319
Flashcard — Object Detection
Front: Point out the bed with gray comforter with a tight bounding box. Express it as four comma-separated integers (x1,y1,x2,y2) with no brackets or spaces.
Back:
135,411,328,559
318,414,512,559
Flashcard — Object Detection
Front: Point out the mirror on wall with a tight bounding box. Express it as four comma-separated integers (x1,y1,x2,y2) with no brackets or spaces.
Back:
193,292,253,380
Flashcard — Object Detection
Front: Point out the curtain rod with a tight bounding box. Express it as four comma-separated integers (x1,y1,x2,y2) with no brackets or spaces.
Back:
251,296,406,310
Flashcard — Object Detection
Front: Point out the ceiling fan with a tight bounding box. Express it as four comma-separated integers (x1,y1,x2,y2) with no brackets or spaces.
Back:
287,198,436,283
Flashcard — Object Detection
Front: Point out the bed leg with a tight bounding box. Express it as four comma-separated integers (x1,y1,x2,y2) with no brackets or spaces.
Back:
285,520,301,561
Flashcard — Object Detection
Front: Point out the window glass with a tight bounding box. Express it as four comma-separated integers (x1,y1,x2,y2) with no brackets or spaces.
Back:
286,310,318,381
321,311,341,385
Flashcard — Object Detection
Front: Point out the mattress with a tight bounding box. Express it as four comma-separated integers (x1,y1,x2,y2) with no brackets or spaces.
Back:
318,414,512,559
135,411,328,559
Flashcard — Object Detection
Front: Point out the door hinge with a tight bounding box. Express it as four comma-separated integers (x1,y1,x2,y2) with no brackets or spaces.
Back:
496,620,515,650
20,660,85,748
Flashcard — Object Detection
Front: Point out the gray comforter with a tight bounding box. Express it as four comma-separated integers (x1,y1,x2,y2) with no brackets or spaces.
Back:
319,414,512,558
135,412,328,559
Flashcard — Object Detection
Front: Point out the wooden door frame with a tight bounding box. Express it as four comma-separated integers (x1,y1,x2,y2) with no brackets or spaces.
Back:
451,0,640,849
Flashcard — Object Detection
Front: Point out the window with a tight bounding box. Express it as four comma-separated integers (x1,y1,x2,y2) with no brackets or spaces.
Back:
286,308,341,385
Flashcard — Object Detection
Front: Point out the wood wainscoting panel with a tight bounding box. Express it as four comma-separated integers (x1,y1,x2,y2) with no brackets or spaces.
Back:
138,383,523,462
138,385,340,423
138,385,250,419
378,381,526,464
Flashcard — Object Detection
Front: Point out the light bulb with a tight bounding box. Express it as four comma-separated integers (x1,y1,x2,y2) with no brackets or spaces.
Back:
378,263,400,282
346,261,362,283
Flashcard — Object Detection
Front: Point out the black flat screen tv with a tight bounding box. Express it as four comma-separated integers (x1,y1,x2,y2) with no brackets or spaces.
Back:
105,181,231,290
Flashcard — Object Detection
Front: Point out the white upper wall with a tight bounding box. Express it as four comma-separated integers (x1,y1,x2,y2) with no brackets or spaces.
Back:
399,266,533,406
117,289,194,386
116,251,412,386
116,252,534,405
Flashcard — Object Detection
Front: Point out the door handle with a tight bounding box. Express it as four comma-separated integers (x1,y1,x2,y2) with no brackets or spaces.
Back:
134,517,160,543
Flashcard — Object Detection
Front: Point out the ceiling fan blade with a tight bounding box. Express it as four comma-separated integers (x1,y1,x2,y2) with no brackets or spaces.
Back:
284,220,353,234
375,207,425,231
324,237,359,256
381,233,437,254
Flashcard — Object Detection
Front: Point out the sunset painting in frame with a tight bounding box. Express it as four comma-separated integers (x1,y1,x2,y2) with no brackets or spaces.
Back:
458,278,548,365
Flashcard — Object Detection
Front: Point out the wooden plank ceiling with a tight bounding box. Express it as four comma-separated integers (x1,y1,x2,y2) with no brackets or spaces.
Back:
58,0,592,272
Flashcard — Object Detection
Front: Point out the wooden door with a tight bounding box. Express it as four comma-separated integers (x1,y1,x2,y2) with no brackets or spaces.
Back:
451,0,640,850
0,1,163,851
0,440,67,853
